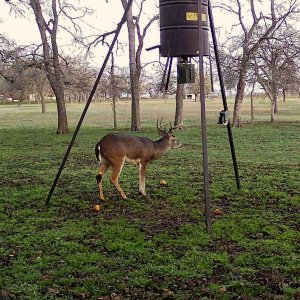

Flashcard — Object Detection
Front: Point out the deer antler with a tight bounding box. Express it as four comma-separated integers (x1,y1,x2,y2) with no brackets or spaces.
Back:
167,120,184,133
157,117,166,135
157,117,182,134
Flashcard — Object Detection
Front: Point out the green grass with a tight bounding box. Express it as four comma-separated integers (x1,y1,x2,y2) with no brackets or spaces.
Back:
0,99,299,299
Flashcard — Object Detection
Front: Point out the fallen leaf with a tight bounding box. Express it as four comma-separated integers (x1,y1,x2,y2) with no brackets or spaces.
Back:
214,208,223,215
219,286,227,293
160,179,167,185
94,204,101,212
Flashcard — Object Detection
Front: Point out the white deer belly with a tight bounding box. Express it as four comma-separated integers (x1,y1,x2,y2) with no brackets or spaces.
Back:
125,156,141,165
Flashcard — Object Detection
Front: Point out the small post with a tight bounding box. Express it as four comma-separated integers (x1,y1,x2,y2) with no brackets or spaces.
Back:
198,0,212,233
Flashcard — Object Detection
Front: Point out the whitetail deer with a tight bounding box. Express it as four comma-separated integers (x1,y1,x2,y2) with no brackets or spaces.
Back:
95,119,182,200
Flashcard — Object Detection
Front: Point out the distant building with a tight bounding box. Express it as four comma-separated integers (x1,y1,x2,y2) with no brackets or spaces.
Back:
184,93,196,100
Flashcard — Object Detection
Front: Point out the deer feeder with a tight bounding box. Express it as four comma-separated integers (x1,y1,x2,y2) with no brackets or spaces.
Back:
159,0,209,84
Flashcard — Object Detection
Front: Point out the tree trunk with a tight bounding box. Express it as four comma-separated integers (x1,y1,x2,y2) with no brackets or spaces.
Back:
55,89,68,133
113,98,117,129
274,96,278,114
233,71,246,127
282,88,286,102
271,99,276,123
270,92,278,122
260,83,278,124
121,0,141,131
162,91,168,101
111,53,117,130
36,77,46,113
30,0,68,134
174,83,184,128
39,90,46,113
130,77,141,131
250,83,255,123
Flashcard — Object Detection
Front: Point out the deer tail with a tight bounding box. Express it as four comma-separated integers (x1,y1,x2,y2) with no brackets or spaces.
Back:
95,144,102,162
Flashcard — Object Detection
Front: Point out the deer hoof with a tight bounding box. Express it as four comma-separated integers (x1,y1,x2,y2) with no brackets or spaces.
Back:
120,192,127,200
143,194,150,200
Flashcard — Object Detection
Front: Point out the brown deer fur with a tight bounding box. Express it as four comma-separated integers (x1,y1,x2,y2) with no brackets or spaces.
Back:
95,120,182,200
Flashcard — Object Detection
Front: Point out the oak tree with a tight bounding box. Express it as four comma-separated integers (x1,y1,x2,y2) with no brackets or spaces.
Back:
120,0,158,131
218,0,298,126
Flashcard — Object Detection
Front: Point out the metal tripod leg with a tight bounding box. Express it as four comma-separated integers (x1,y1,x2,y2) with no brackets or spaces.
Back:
198,0,212,234
160,56,173,93
208,0,241,190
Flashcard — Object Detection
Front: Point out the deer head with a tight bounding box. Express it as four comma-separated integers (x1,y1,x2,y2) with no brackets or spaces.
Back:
156,117,182,149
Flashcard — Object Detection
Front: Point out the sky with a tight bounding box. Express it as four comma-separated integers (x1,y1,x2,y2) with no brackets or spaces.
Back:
0,1,127,42
0,1,161,68
0,1,282,70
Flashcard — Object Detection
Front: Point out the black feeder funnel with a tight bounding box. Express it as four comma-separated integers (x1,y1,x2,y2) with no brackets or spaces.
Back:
159,0,241,233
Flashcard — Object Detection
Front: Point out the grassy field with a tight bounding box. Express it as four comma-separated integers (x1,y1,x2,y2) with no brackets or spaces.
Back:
0,98,299,299
1,96,299,129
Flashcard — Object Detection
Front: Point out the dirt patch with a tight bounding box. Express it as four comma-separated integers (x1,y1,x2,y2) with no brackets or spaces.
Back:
102,199,200,237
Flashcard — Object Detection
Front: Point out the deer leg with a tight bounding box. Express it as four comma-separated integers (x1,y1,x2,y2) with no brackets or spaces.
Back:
96,161,109,201
138,163,147,196
110,159,127,200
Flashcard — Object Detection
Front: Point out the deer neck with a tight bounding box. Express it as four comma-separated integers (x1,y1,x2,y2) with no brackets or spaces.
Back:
153,137,171,159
